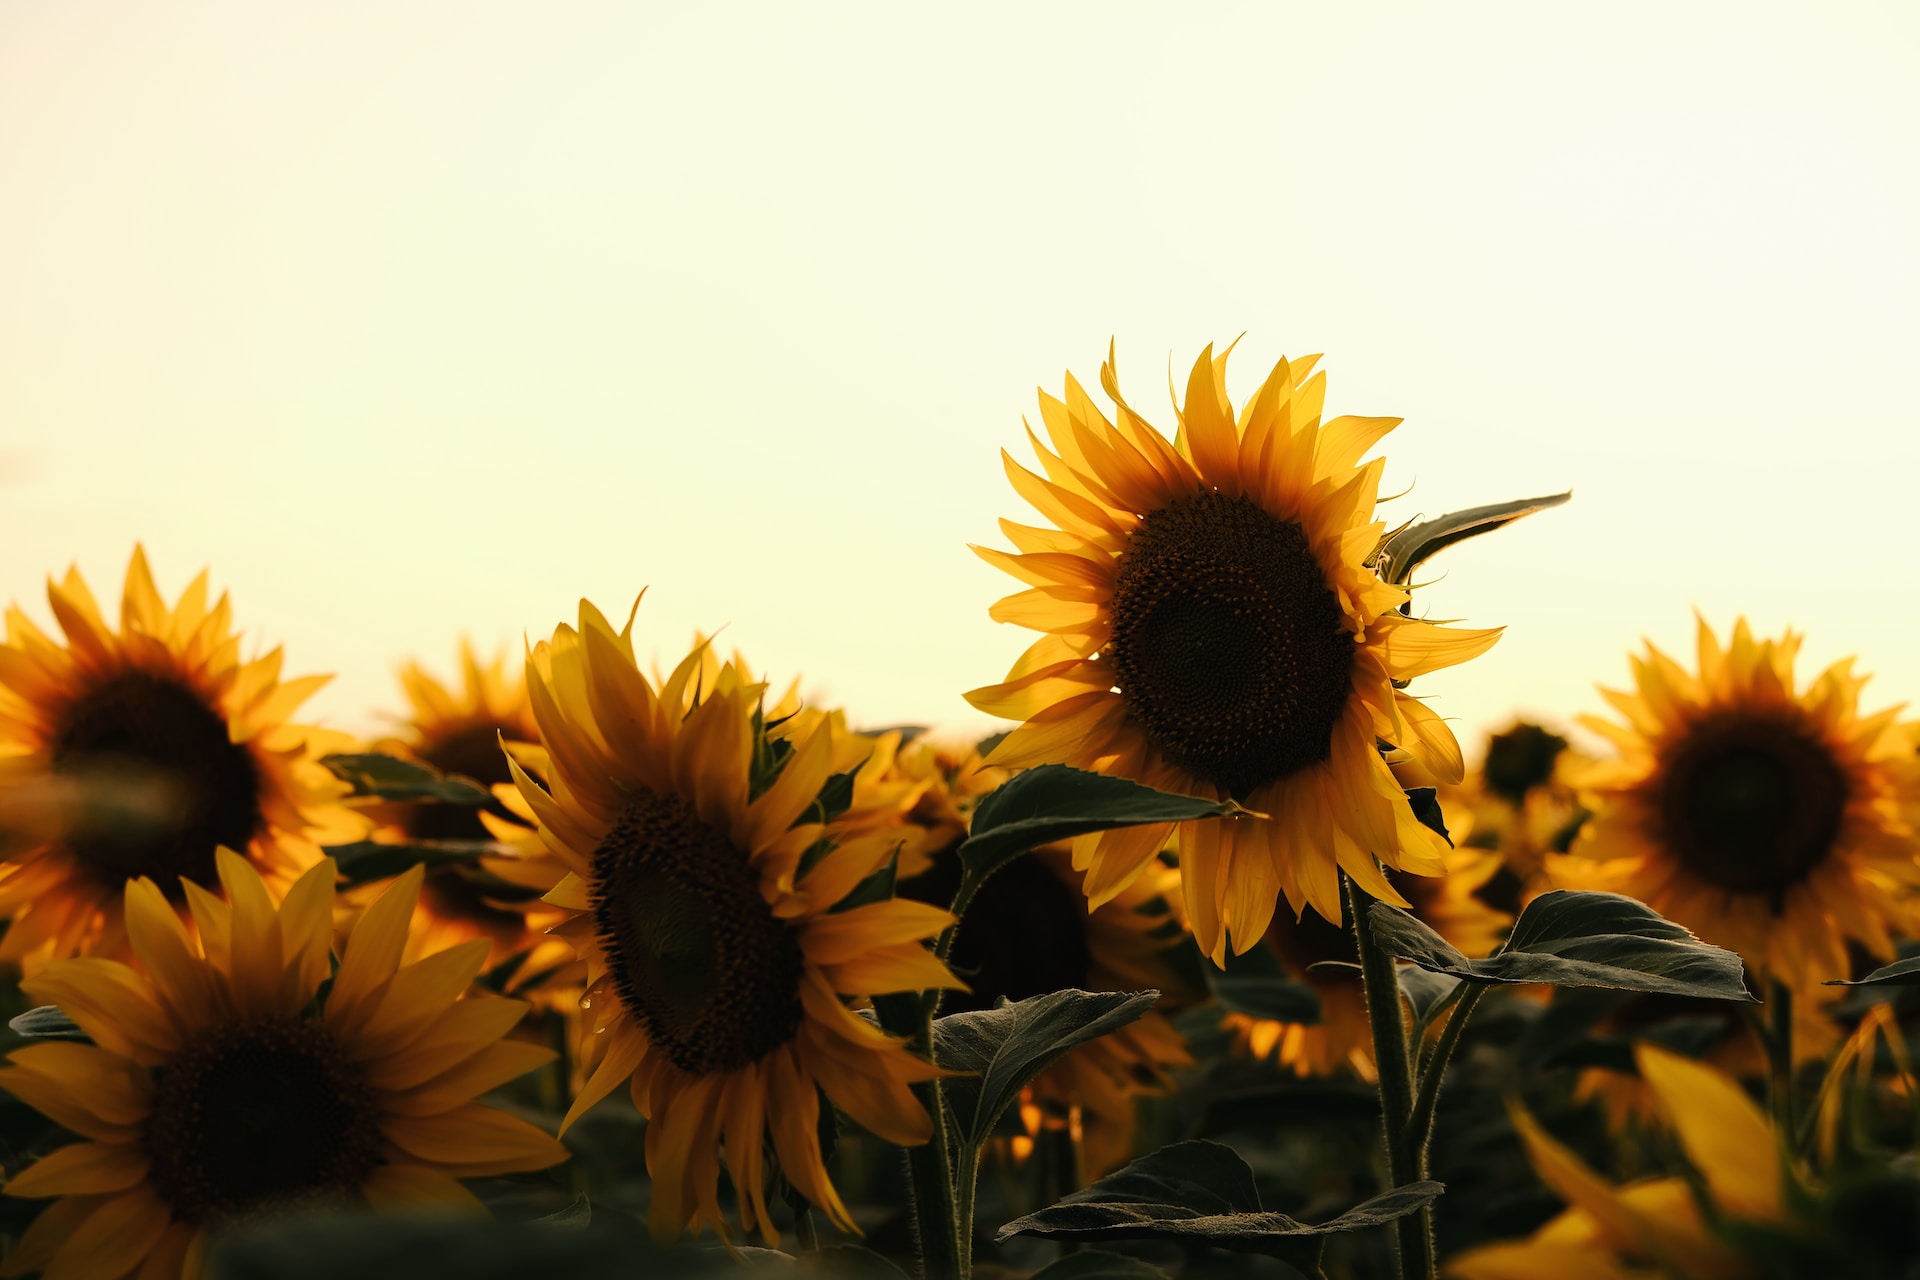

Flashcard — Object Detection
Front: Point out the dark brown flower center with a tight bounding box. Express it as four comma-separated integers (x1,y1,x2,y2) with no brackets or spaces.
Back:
404,722,517,842
144,1017,381,1224
49,670,262,895
1107,492,1354,798
903,853,1091,1014
1657,712,1848,901
590,788,803,1075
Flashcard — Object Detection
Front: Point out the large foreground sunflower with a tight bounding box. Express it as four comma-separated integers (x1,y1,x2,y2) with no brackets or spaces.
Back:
967,344,1502,961
0,549,365,962
514,600,962,1241
0,851,565,1279
1552,617,1920,991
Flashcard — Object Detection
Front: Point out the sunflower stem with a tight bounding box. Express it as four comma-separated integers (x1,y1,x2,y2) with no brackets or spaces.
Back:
1407,982,1486,1169
1347,874,1433,1280
903,1021,966,1279
1768,978,1795,1143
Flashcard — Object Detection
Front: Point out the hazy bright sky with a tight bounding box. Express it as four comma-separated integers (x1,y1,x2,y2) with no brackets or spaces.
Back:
3,2,1917,754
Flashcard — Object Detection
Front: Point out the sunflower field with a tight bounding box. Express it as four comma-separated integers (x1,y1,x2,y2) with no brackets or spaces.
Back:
0,339,1915,1280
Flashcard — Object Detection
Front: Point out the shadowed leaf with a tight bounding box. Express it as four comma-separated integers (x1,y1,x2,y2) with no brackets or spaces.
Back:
1827,955,1920,987
1369,891,1754,1001
935,988,1159,1150
324,839,511,885
957,765,1239,889
321,753,494,806
1376,492,1571,585
1028,1250,1171,1279
996,1139,1442,1258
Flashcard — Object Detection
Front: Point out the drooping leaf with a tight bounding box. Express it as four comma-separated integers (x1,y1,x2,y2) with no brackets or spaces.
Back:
1826,955,1920,987
1375,491,1572,585
321,753,494,807
1369,891,1754,1001
957,765,1240,889
934,988,1159,1150
995,1139,1442,1258
8,1006,90,1043
324,839,511,885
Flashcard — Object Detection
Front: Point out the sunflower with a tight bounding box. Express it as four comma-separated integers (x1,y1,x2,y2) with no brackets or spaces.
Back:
966,343,1502,962
1403,721,1588,917
1448,1044,1793,1280
0,548,366,963
899,786,1194,1182
1550,617,1920,992
358,643,572,986
0,850,565,1280
513,600,962,1242
1224,842,1510,1080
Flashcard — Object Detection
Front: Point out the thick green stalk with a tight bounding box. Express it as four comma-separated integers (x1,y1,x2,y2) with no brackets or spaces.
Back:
902,1000,963,1280
1347,874,1433,1280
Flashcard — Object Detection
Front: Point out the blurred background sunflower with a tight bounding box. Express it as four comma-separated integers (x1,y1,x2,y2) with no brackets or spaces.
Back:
0,549,365,963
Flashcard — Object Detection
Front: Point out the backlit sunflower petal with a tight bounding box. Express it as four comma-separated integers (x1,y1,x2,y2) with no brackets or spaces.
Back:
327,863,426,1034
982,689,1124,770
1635,1044,1782,1219
5,1141,150,1199
215,848,283,1016
41,1188,172,1280
381,1105,567,1175
1374,617,1505,681
357,939,493,1056
796,900,953,965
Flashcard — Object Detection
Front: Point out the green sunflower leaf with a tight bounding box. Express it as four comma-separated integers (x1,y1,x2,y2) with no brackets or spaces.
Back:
933,987,1159,1151
323,839,512,885
995,1138,1443,1259
1368,890,1755,1001
1375,491,1571,586
1826,954,1920,986
7,1006,91,1043
320,752,494,807
956,764,1239,891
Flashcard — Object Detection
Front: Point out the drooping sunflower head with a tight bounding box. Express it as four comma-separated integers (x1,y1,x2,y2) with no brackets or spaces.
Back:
514,598,962,1242
967,343,1502,961
0,548,366,962
0,850,565,1280
1553,617,1920,991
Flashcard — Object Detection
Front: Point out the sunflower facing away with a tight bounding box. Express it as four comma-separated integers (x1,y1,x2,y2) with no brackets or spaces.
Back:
900,785,1194,1182
513,600,962,1242
0,549,365,963
1551,617,1920,992
966,343,1502,962
360,642,572,986
0,851,565,1280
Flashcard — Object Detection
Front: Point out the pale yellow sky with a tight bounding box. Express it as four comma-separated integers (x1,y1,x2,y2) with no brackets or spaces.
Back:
2,2,1917,753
